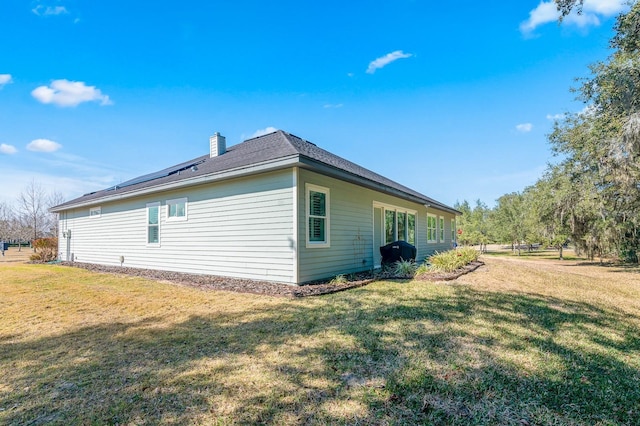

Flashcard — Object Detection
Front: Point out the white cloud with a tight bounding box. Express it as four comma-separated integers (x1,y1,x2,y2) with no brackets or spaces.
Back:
520,0,627,34
583,0,626,15
31,79,112,107
0,74,12,87
580,104,597,117
32,5,69,16
516,123,533,132
564,12,601,27
546,113,565,120
366,50,413,74
520,2,559,34
27,138,62,152
0,143,17,154
323,103,343,109
251,127,278,138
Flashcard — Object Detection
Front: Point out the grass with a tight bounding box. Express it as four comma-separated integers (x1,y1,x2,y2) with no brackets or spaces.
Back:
483,246,583,261
1,255,640,425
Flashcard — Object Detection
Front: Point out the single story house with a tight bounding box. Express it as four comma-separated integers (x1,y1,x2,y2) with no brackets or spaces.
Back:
51,130,460,284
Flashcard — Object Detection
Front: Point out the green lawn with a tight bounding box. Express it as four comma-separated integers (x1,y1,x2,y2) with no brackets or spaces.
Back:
1,257,639,425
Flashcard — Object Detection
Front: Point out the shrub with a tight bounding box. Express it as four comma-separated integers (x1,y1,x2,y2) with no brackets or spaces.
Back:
32,238,58,262
428,247,479,273
394,259,417,277
415,263,430,275
29,253,43,262
330,274,348,284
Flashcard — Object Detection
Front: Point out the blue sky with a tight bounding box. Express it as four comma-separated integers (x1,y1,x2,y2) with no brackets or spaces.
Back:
0,0,630,208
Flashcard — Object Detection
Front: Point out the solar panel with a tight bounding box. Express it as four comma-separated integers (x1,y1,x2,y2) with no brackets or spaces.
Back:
107,156,206,191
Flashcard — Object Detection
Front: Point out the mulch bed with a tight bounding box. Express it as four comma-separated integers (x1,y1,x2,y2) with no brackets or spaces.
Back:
59,260,484,298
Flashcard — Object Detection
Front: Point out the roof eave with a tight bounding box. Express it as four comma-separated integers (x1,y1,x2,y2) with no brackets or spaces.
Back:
297,157,461,215
51,151,461,216
50,155,301,212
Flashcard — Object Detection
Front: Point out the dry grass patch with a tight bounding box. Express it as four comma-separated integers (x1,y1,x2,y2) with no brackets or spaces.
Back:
0,247,31,264
1,257,639,424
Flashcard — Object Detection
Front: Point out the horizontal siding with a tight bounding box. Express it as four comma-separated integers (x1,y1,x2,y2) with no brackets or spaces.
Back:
297,169,457,283
59,170,296,283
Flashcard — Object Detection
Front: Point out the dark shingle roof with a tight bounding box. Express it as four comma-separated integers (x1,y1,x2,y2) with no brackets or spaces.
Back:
52,130,458,214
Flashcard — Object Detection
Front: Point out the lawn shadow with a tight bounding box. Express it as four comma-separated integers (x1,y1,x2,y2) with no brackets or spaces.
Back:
1,284,639,424
563,261,640,274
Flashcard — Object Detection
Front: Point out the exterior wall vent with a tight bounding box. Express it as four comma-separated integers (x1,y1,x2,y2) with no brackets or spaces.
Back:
210,132,226,157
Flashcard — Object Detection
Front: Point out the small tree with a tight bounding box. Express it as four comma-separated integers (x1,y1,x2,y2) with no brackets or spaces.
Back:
525,169,576,259
47,191,65,238
493,192,527,255
0,201,14,243
454,199,491,251
17,179,49,243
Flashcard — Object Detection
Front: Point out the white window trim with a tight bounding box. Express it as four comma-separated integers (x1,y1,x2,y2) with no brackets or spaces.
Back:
407,212,416,245
89,206,101,218
427,213,437,243
306,183,330,248
166,197,188,222
146,202,161,247
439,216,445,242
374,202,417,245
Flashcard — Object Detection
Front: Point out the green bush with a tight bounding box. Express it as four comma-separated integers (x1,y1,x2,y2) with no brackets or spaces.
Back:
394,259,417,277
415,263,430,275
330,274,348,284
428,247,479,273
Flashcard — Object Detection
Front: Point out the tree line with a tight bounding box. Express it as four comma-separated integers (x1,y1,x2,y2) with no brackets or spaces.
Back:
456,1,640,263
0,180,64,249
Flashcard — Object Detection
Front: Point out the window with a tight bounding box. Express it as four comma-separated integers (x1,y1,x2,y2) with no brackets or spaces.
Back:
382,206,416,244
306,184,329,247
147,202,160,245
398,212,406,243
167,197,187,221
385,210,396,244
408,213,416,245
427,214,437,243
89,206,101,218
439,216,445,242
451,219,456,243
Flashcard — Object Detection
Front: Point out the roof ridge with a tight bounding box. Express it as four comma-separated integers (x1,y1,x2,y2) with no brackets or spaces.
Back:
244,129,282,143
51,129,460,215
278,130,303,153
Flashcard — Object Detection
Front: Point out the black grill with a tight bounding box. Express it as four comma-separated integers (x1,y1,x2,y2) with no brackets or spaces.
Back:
380,240,416,265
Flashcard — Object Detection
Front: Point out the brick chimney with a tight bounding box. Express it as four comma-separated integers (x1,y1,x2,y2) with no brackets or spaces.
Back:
209,132,226,157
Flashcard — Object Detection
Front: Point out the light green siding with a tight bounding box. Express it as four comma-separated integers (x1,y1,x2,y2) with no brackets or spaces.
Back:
57,166,457,285
297,169,456,283
58,170,296,283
